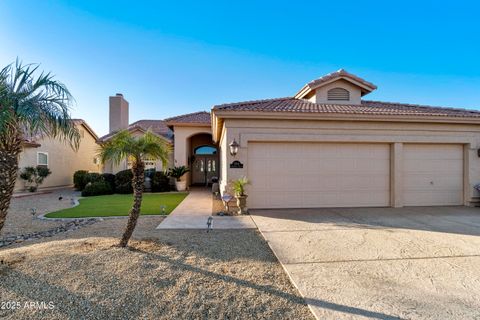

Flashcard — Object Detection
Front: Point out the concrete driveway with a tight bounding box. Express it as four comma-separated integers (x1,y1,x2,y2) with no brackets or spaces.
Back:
250,206,480,319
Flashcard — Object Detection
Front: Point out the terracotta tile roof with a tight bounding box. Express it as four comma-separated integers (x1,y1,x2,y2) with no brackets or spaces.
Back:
295,69,377,99
130,120,173,137
308,69,377,91
213,97,480,118
98,120,173,142
164,111,211,125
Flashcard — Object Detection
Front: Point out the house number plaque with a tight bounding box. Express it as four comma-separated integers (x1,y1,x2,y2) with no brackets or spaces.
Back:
230,160,244,168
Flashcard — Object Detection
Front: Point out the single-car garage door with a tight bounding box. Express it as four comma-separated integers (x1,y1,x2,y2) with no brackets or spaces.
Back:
247,142,390,209
403,144,463,206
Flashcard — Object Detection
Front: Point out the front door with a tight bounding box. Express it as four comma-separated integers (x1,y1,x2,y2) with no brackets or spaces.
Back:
192,155,218,185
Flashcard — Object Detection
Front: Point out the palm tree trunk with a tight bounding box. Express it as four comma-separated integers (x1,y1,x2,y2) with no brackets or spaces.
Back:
0,126,22,234
119,161,145,247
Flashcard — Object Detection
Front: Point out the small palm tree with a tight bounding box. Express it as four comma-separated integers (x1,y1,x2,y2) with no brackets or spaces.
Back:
0,60,80,233
99,130,171,247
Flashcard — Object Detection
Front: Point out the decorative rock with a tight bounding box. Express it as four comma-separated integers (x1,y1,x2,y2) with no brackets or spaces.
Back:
0,218,98,248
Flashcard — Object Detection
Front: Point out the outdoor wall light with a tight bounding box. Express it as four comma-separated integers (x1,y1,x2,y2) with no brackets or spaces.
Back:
229,139,239,156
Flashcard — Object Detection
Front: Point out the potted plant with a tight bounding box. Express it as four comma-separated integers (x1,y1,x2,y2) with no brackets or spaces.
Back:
19,166,52,192
232,176,249,214
167,166,190,191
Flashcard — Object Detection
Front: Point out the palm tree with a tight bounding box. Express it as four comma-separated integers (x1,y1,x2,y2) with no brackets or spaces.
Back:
0,60,80,233
99,130,171,247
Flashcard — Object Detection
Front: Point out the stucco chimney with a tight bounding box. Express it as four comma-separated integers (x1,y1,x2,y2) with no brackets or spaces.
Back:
109,93,129,133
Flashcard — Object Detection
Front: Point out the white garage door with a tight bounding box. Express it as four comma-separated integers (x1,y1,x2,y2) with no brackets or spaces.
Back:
403,144,463,206
247,142,390,209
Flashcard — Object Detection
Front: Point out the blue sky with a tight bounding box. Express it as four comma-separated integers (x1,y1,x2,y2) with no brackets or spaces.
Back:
1,0,480,136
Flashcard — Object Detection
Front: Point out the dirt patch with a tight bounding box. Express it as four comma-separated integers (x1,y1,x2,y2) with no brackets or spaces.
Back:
0,217,313,319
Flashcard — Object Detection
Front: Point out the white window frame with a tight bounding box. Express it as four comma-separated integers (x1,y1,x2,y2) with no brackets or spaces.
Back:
37,151,49,166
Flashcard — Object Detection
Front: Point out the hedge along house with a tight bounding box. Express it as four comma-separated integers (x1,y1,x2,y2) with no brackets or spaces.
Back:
99,94,217,187
212,70,480,209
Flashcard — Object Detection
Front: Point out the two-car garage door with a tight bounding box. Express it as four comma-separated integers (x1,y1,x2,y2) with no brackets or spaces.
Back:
247,142,463,209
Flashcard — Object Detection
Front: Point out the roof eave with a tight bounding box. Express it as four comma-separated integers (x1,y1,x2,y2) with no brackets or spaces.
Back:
166,122,211,128
22,141,41,148
212,110,480,125
77,121,99,141
295,76,377,99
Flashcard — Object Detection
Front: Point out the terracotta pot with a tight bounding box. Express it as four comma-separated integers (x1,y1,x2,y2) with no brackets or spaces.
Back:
175,180,187,191
235,194,248,215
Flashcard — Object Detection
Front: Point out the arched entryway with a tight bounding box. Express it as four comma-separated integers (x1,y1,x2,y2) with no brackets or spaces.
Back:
188,133,219,186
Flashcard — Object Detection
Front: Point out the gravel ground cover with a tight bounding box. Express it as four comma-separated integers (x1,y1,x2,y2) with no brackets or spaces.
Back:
2,189,80,238
0,216,313,319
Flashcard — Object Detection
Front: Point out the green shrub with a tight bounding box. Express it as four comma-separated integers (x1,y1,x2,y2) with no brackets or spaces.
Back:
231,176,249,196
85,172,103,185
19,166,52,192
73,170,89,190
81,181,113,197
101,173,116,192
151,171,170,192
115,169,133,194
167,166,189,181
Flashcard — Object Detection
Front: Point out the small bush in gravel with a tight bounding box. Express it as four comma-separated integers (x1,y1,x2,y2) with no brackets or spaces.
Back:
81,181,113,197
73,170,89,190
151,171,170,192
19,166,52,192
101,173,116,192
115,169,134,194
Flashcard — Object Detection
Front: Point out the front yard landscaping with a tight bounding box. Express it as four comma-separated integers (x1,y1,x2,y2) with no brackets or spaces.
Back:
0,216,313,319
45,192,188,218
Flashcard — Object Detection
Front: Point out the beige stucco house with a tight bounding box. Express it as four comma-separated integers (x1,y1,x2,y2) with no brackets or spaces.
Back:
101,70,480,209
15,120,100,191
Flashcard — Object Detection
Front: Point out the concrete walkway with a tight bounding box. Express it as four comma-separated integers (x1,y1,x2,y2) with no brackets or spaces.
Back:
157,188,256,229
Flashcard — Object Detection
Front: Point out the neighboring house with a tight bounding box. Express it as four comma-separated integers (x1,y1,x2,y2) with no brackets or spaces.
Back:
101,69,480,209
15,119,100,192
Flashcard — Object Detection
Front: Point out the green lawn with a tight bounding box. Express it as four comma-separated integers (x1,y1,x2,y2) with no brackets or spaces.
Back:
45,192,188,218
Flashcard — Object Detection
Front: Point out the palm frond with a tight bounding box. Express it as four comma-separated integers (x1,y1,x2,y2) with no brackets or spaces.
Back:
98,130,172,168
0,59,80,149
138,131,172,167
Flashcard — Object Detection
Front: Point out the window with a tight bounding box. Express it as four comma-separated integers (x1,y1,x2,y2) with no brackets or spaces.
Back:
194,145,217,155
207,159,216,172
327,87,350,101
37,152,48,166
144,158,156,170
127,157,157,170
